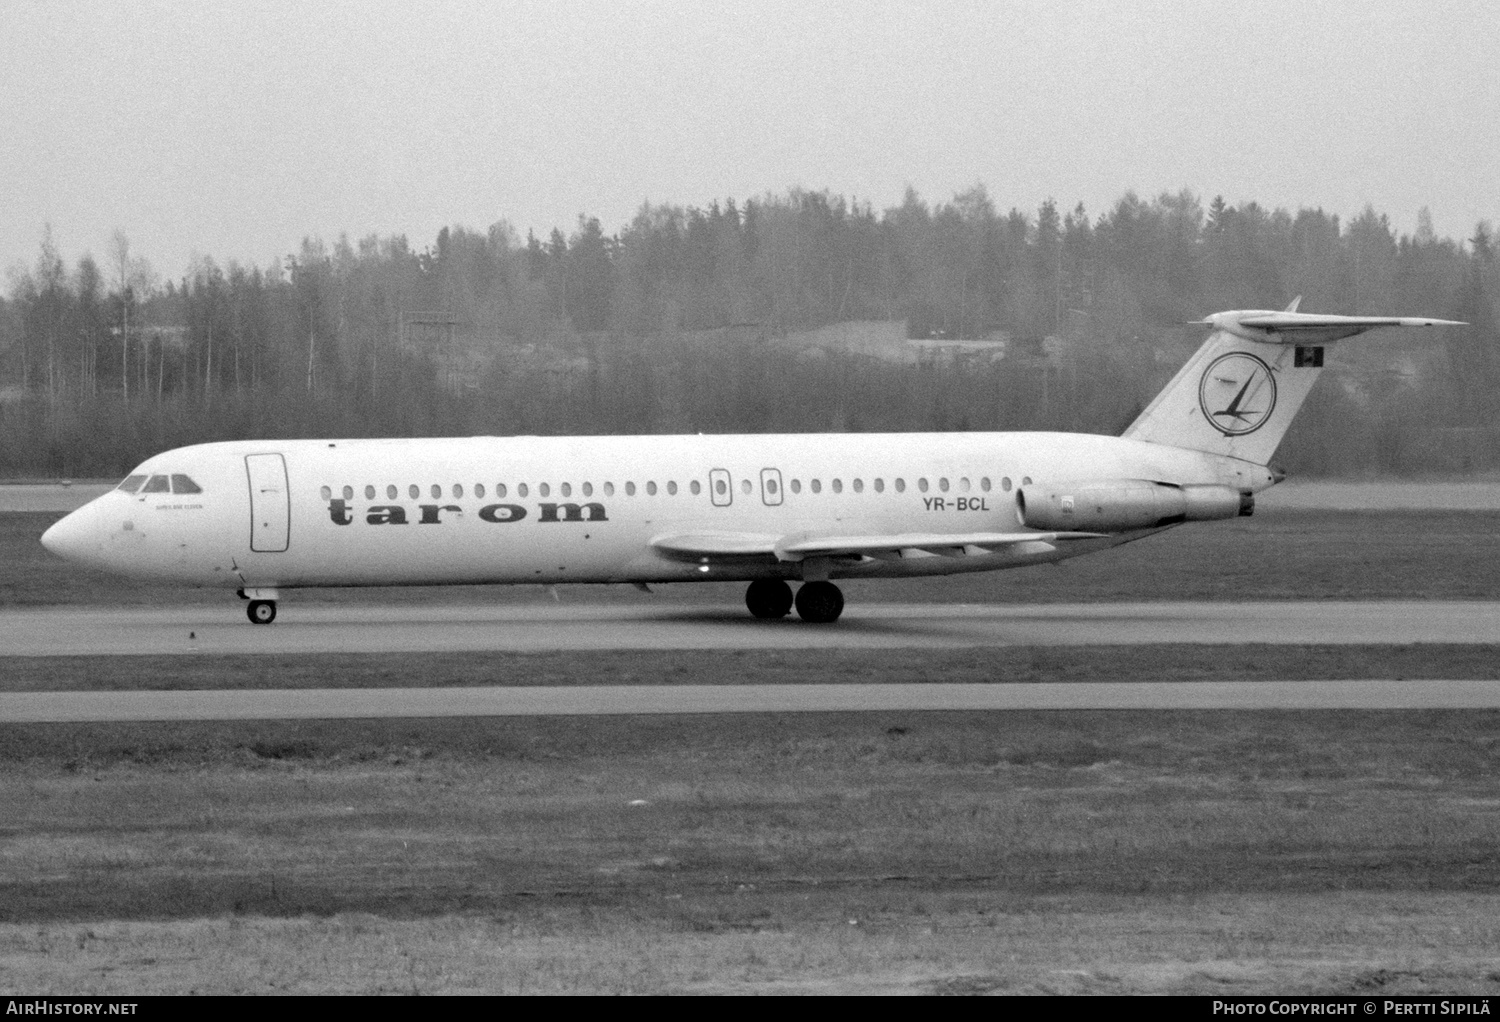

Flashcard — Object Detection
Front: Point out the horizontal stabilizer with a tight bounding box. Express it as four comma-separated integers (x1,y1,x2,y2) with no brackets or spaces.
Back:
1202,310,1464,345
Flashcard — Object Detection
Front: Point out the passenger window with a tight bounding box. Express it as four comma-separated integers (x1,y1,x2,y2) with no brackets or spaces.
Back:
1022,476,1032,486
667,481,678,495
170,475,203,494
646,481,657,496
981,477,992,492
741,479,752,494
765,478,778,495
1001,477,1012,492
343,485,354,500
431,484,442,499
874,478,884,493
689,480,700,495
320,485,332,500
938,478,949,492
603,482,615,496
832,479,843,493
626,482,636,496
365,485,376,500
895,478,906,493
475,484,485,498
518,483,529,498
852,478,862,493
540,483,551,497
454,484,464,498
117,475,147,493
959,477,970,493
918,478,929,493
560,482,571,497
497,483,508,498
582,482,592,497
714,478,727,496
811,479,822,494
142,475,170,494
791,479,801,494
409,484,420,499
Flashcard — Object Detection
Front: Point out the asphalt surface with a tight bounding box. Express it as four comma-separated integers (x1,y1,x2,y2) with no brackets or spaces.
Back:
6,679,1500,722
3,600,1499,655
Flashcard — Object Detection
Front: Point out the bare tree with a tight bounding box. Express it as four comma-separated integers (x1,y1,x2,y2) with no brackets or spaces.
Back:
110,230,155,402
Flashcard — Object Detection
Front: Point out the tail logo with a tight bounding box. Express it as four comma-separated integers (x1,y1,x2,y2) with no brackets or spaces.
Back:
1198,352,1277,436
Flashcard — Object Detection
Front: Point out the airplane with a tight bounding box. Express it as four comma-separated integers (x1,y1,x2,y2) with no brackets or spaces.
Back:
40,303,1462,625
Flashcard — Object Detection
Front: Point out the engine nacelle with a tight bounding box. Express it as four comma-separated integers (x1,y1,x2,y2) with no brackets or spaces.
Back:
1017,479,1246,532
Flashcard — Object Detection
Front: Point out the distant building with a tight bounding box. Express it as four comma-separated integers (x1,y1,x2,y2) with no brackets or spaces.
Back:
774,320,1010,365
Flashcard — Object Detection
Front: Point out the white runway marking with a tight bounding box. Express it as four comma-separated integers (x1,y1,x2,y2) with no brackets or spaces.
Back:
5,680,1500,722
3,600,1500,655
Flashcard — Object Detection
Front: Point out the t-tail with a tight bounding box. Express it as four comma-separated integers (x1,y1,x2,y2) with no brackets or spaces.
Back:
1122,299,1464,467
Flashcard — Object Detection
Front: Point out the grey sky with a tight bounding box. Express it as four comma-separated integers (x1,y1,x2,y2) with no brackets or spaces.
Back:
3,0,1495,281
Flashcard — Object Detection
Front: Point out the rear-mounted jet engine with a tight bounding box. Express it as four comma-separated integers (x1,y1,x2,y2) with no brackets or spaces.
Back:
1017,479,1248,532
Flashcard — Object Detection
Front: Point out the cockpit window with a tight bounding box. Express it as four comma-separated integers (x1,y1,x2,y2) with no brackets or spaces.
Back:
117,475,147,493
141,475,171,493
171,474,203,494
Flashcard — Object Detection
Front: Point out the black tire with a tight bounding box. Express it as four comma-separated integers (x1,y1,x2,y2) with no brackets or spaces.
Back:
247,600,277,625
794,581,844,623
745,579,794,619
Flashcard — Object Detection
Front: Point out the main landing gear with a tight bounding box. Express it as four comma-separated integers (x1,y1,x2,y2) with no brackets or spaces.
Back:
744,579,844,624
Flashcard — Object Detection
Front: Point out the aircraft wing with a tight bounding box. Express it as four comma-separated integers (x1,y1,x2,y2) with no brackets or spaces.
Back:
651,530,1105,562
649,532,784,557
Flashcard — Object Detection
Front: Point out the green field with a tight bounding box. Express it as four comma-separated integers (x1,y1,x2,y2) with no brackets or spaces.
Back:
4,711,1500,994
5,507,1500,994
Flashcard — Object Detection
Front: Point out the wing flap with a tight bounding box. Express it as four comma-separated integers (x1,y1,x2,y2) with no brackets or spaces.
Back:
650,529,1105,562
774,530,1105,559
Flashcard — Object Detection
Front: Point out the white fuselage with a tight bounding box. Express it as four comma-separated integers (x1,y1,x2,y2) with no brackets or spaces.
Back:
41,431,1272,591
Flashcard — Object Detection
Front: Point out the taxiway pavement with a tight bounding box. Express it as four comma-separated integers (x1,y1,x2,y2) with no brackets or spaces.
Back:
5,679,1500,722
3,600,1499,656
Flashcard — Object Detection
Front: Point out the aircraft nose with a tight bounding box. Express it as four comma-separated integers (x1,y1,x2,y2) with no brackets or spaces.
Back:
41,507,93,561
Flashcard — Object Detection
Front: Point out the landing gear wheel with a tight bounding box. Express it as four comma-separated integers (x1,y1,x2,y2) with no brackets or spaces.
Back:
247,600,277,625
794,581,844,624
745,579,794,619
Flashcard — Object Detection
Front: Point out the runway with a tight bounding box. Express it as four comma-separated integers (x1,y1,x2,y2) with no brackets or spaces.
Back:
6,679,1500,722
3,600,1500,655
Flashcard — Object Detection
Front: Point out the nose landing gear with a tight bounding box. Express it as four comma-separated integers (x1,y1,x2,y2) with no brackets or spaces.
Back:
238,587,280,625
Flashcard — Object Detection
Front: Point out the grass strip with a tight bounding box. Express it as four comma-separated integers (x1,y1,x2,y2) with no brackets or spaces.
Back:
5,643,1500,693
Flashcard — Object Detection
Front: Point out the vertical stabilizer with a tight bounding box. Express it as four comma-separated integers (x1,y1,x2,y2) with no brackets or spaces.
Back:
1122,307,1462,465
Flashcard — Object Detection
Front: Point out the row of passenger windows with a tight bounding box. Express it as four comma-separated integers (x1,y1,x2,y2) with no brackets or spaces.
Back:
318,475,1031,502
117,474,203,495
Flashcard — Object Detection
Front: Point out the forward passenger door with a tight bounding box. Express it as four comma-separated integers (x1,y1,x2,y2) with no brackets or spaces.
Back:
245,453,290,552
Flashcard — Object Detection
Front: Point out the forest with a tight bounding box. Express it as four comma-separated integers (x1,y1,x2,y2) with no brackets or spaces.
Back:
1,185,1496,478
